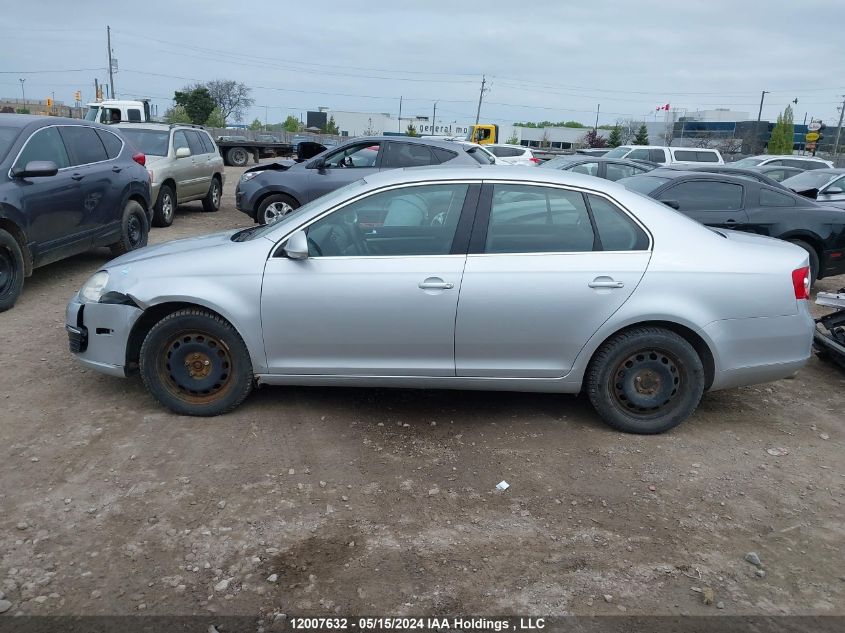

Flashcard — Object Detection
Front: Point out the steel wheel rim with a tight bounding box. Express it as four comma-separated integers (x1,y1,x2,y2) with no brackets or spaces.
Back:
162,193,174,220
611,348,683,417
158,331,235,404
127,214,143,247
264,201,292,224
0,248,13,296
212,183,220,206
232,149,247,163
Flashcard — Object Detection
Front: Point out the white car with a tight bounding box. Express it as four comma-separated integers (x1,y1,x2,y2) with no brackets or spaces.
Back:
604,145,724,165
733,154,833,170
485,144,542,166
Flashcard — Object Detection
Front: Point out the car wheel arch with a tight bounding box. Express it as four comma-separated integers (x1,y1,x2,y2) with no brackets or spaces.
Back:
0,217,33,277
255,189,300,211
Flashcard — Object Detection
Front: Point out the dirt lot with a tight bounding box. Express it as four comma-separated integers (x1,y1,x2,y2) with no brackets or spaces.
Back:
1,163,843,624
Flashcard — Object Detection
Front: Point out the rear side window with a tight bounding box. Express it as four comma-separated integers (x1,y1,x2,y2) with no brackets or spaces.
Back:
465,146,495,165
185,130,206,155
59,126,108,165
199,132,216,154
15,126,70,169
759,188,796,207
126,109,142,122
485,184,595,254
626,148,651,161
663,180,744,211
382,142,437,168
568,161,599,176
606,162,646,182
587,195,650,251
673,150,719,163
431,147,458,163
96,129,123,159
649,149,666,163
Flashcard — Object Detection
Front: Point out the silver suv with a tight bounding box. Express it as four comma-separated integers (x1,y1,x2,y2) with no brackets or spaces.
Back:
116,123,224,227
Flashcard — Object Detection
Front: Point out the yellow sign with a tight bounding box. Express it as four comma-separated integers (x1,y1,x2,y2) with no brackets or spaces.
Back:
805,131,820,142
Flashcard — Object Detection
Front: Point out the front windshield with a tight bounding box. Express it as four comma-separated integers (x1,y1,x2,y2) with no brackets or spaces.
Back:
0,126,21,162
603,147,631,158
732,157,764,167
781,171,839,191
84,106,99,122
235,179,369,241
617,175,670,194
118,128,170,156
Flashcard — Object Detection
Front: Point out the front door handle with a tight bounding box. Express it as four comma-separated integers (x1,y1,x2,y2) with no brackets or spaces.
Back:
588,279,624,289
418,280,454,290
71,173,84,181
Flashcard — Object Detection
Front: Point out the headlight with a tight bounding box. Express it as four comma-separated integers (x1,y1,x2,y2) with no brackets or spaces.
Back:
78,271,109,303
240,171,262,183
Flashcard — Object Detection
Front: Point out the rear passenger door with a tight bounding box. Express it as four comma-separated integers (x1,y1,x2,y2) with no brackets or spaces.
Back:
655,179,749,229
454,183,651,378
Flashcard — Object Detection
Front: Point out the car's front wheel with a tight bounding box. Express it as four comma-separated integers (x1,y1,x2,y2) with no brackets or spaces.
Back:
586,326,705,434
0,228,25,312
257,193,299,225
139,308,254,416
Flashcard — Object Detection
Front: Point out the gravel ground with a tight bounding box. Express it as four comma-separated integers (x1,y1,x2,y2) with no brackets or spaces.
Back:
0,163,843,623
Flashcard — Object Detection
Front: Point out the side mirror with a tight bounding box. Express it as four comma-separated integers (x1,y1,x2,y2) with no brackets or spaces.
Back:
310,157,326,171
659,199,681,210
175,147,191,158
823,187,843,195
283,230,309,260
11,160,58,178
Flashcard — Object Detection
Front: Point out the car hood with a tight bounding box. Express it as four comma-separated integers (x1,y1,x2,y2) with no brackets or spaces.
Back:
104,230,241,270
244,159,298,175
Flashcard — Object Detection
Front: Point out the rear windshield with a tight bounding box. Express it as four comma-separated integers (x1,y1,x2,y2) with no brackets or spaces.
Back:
618,175,670,194
118,128,170,156
465,146,495,165
0,126,21,162
732,157,764,167
603,147,631,158
781,171,839,191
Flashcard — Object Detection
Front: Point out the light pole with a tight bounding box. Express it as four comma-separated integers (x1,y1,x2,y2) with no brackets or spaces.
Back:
19,78,26,107
432,101,438,135
756,90,770,153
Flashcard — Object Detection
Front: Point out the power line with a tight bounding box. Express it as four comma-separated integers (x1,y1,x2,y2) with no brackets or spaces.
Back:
0,68,104,74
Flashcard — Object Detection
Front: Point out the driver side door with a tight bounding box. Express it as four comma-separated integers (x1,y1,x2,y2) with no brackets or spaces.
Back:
304,142,383,203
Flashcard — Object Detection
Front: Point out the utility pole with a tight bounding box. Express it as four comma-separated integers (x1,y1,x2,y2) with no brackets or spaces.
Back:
107,26,116,99
756,90,769,153
264,105,268,130
833,95,845,160
398,96,403,132
19,78,26,106
474,75,487,127
594,104,600,132
432,101,438,135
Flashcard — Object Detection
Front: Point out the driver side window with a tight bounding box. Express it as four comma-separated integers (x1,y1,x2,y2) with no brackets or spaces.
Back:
323,143,381,169
305,183,469,257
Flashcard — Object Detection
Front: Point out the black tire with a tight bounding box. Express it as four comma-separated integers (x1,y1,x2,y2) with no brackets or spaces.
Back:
201,176,222,213
152,184,175,227
0,228,25,312
110,200,149,256
257,193,299,225
586,326,705,434
139,308,254,416
226,147,249,167
788,239,820,286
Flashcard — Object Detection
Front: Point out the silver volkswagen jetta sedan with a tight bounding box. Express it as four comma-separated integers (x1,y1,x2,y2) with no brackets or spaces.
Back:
66,166,814,434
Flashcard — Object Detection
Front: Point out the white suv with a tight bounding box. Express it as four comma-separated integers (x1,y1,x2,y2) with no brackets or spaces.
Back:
733,154,833,170
485,144,542,166
604,145,724,165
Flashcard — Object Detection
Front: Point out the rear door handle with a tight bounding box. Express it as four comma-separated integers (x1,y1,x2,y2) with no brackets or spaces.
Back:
588,279,624,289
418,280,454,290
112,165,122,173
71,173,84,181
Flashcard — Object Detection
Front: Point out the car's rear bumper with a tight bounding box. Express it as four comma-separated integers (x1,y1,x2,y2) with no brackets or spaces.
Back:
821,248,845,278
706,305,814,390
65,297,143,378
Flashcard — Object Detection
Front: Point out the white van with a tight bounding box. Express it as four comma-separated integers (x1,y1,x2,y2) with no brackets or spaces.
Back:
604,145,724,165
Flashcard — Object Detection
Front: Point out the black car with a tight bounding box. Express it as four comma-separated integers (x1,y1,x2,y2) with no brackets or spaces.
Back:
0,114,151,311
236,136,481,225
539,156,656,181
619,169,845,283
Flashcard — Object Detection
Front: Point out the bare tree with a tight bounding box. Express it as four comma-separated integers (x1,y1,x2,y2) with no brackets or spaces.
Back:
617,119,642,145
205,79,254,124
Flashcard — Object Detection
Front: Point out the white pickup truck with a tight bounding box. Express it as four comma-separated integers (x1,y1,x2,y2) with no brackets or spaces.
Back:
85,99,152,124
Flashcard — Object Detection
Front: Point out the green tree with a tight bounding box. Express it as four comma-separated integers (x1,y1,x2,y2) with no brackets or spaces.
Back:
205,107,225,128
506,132,520,144
283,115,300,133
164,104,192,124
633,124,649,145
767,105,795,154
322,115,339,135
15,107,30,115
249,118,262,131
406,124,418,137
607,126,622,147
173,86,216,125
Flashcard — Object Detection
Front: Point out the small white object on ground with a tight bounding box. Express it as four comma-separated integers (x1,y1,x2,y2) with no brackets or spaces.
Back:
496,481,510,491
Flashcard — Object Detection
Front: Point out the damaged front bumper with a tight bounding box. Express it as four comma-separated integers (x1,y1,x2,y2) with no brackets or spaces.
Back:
65,296,144,377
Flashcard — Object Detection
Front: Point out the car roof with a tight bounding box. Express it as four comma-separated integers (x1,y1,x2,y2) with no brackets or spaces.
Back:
646,168,754,185
115,122,175,131
746,154,828,161
357,135,473,150
0,113,112,130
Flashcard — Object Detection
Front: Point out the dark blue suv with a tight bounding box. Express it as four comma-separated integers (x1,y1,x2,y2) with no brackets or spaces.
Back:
0,114,151,311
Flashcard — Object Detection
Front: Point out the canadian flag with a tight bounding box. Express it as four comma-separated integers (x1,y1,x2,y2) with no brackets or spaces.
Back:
656,103,670,111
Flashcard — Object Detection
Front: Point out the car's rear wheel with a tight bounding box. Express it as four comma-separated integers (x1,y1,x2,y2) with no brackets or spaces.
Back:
140,308,254,416
0,228,25,312
226,147,249,167
788,239,819,286
586,327,705,434
152,184,175,227
257,193,299,225
110,200,149,256
202,177,221,212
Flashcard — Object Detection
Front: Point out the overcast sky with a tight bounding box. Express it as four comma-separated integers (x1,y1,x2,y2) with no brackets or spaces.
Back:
3,0,843,127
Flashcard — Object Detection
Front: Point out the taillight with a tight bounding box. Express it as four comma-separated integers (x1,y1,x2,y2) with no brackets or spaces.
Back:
132,152,146,167
791,266,810,300
529,157,542,164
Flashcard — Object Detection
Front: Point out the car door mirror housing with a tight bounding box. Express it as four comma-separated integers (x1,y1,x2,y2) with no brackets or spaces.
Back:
283,230,309,259
11,160,59,178
175,147,191,159
824,187,843,195
659,199,681,210
310,157,326,171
